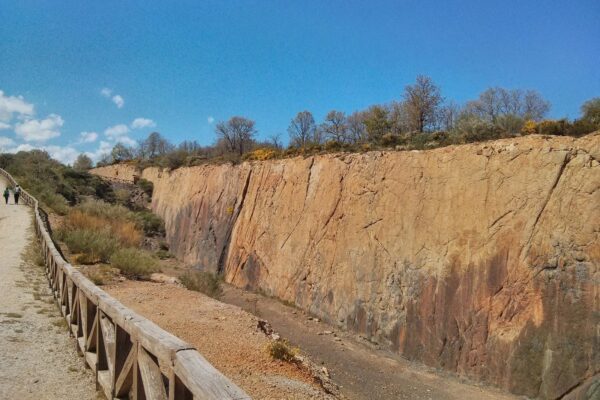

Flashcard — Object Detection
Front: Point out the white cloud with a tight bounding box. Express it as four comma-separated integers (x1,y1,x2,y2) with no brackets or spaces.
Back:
0,136,15,148
0,122,11,130
2,143,79,165
100,88,112,97
131,118,156,129
0,90,35,122
207,116,215,124
111,95,124,108
15,114,64,142
100,88,124,108
104,124,130,139
79,131,98,143
104,123,136,147
45,145,80,165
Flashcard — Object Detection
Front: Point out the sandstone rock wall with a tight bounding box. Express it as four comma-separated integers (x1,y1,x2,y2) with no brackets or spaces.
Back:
91,164,139,182
95,134,600,398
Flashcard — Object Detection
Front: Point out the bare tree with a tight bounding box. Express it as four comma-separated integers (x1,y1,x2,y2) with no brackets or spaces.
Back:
73,153,93,170
320,110,348,143
111,143,133,162
388,101,409,135
522,90,550,121
467,87,549,123
466,87,504,123
438,101,461,131
346,111,368,144
403,75,443,133
140,132,173,159
288,111,318,148
268,133,283,149
215,116,257,155
178,140,202,153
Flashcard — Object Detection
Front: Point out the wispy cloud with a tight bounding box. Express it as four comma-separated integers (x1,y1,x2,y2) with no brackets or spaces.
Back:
0,122,11,130
100,88,125,108
104,124,130,139
100,88,112,98
104,124,136,146
0,90,35,122
112,94,124,108
15,114,64,142
0,136,15,148
207,116,215,124
131,117,156,129
79,131,98,143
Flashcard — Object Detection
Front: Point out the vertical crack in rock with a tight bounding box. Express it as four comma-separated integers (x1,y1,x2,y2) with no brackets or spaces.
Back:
522,151,572,260
217,169,252,274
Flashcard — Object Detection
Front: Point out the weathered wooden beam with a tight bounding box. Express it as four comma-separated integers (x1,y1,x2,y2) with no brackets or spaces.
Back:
138,346,168,400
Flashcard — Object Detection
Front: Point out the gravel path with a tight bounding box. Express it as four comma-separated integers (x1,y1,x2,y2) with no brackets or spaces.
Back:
0,178,99,400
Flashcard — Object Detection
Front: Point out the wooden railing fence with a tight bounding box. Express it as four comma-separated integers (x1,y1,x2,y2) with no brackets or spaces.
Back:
0,168,250,400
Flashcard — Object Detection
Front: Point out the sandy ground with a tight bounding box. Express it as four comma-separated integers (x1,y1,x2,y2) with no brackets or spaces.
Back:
0,179,99,400
104,280,337,399
221,285,519,400
104,275,519,400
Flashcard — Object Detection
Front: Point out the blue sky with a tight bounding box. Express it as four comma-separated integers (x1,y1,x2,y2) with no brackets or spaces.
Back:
1,0,598,164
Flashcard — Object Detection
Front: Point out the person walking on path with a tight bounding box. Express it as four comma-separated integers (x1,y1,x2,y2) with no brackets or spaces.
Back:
13,185,21,205
3,187,9,204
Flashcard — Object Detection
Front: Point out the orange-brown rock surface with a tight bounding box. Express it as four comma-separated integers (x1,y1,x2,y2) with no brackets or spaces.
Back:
92,134,600,399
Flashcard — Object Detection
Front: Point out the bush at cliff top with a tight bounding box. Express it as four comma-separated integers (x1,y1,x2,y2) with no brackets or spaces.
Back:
110,248,159,279
243,148,280,161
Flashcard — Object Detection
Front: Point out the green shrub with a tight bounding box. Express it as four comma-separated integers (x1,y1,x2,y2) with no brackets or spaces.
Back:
114,189,131,205
39,190,70,215
136,178,154,197
57,228,119,264
75,199,135,222
135,210,165,236
110,248,159,278
267,339,298,362
324,140,342,151
380,133,401,147
156,249,171,259
568,119,597,137
179,270,223,299
409,133,431,149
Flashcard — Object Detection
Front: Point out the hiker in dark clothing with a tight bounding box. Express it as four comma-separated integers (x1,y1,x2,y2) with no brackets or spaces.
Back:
3,187,9,204
14,185,21,205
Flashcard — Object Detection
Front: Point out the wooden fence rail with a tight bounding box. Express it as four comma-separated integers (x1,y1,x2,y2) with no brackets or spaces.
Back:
0,168,250,400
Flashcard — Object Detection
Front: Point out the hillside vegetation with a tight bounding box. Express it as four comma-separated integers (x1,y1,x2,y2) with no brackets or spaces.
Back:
0,150,166,280
90,79,599,170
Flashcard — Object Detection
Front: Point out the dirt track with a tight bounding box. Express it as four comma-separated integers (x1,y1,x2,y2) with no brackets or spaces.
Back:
221,284,518,400
0,178,98,400
105,279,337,400
104,274,518,400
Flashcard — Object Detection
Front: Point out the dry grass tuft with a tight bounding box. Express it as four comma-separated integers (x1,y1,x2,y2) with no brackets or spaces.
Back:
179,270,223,299
267,339,298,362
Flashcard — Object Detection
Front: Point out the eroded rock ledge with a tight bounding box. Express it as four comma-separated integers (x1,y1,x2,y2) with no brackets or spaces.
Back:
93,134,600,399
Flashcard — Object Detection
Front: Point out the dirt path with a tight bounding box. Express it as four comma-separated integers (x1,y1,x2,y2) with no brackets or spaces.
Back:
0,179,98,400
104,280,338,400
221,284,518,400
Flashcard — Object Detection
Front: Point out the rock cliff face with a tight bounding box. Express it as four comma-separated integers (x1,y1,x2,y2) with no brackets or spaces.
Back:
92,134,600,399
